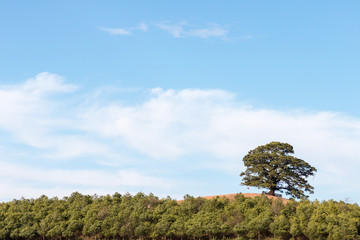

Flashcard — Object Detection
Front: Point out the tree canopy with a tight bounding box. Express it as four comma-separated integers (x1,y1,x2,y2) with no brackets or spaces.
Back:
240,141,317,199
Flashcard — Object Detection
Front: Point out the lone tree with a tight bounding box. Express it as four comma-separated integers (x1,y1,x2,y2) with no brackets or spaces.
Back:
240,141,316,199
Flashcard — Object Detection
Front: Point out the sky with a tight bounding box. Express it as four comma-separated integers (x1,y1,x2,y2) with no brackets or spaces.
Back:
0,1,360,203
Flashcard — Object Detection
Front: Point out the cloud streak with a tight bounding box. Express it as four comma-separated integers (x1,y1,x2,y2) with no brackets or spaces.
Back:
99,22,148,36
99,27,132,35
154,21,228,39
188,26,228,38
100,21,230,40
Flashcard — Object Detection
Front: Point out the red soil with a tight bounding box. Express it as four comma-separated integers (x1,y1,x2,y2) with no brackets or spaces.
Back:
178,193,290,203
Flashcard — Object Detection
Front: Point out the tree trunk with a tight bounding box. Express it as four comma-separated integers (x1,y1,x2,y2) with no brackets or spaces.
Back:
269,189,275,196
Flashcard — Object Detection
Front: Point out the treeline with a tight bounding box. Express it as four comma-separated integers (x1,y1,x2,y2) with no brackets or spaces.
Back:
0,192,360,240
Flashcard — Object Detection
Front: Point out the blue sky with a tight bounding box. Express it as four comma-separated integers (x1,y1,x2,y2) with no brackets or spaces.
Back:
0,1,360,203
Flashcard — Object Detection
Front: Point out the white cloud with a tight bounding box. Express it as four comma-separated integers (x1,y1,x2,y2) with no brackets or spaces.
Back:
80,89,234,159
155,21,186,38
100,21,234,40
154,21,228,39
99,22,148,36
101,21,229,39
0,72,106,159
80,88,360,200
137,22,148,32
99,27,132,35
81,88,360,162
188,26,228,39
21,72,77,94
1,73,360,202
0,72,75,131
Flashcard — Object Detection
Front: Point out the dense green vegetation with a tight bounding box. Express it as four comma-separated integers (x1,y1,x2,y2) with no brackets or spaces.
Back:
0,192,359,240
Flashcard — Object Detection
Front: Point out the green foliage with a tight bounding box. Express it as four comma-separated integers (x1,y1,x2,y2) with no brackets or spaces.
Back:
0,192,360,240
240,141,317,199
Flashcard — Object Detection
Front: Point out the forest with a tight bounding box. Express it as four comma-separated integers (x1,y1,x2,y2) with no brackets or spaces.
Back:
0,192,359,240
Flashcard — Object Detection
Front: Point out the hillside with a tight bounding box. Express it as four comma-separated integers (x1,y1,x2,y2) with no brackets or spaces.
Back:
197,193,290,203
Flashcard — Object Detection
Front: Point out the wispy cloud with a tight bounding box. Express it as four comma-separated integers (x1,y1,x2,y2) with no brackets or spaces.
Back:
154,21,228,39
155,21,187,38
99,27,132,35
99,22,148,36
100,21,231,40
137,22,148,32
188,26,228,39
